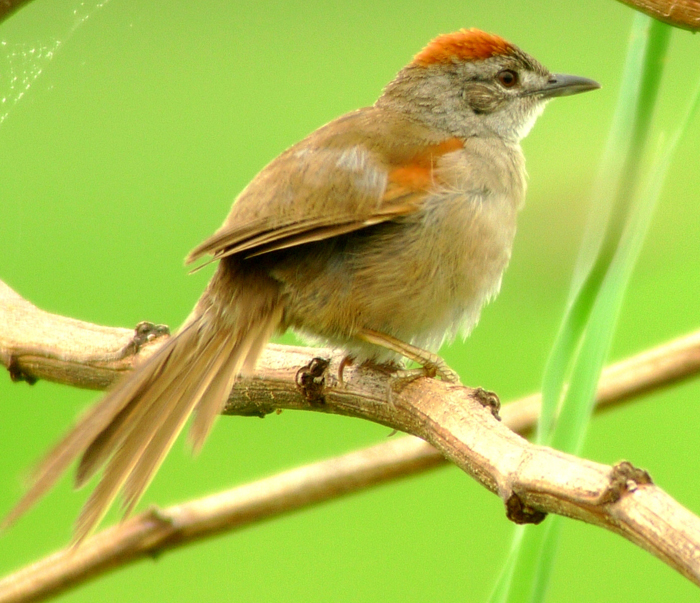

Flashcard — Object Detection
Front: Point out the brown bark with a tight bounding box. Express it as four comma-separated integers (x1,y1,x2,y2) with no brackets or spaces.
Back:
616,0,700,31
2,279,700,601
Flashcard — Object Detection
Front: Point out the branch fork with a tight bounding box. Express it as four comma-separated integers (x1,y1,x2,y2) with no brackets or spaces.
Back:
2,278,700,602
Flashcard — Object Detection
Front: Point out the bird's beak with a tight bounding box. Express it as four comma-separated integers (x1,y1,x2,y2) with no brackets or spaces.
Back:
530,73,601,99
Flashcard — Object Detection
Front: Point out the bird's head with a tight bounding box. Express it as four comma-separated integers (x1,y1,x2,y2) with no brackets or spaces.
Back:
378,29,600,143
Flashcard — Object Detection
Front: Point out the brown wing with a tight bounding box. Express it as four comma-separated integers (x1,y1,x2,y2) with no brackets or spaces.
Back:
186,108,464,267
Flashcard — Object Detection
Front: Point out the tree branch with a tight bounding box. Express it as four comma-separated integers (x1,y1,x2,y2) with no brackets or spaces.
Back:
615,0,700,31
0,0,32,25
2,279,700,601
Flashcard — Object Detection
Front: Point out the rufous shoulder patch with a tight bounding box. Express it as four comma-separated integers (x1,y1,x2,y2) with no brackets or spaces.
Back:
413,29,514,66
385,138,464,198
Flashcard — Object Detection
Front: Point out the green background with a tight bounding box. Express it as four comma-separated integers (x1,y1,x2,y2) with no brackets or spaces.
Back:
1,0,699,601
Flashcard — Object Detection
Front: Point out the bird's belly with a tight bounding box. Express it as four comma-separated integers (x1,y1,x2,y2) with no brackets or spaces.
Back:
272,190,518,360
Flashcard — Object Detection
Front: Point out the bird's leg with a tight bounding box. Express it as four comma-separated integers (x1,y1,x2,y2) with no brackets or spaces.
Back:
356,328,461,385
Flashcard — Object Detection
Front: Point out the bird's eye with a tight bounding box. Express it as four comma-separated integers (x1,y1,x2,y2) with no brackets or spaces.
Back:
497,70,519,88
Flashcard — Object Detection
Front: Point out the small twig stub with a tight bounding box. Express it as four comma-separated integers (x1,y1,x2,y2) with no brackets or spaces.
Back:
295,357,331,403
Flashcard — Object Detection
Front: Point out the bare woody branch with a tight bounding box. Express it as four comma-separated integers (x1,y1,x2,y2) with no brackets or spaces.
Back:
0,436,446,603
3,279,700,601
0,0,32,24
4,278,700,413
615,0,700,31
2,0,699,34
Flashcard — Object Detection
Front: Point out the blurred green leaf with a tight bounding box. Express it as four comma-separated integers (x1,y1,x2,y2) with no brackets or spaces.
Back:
538,15,671,447
495,13,679,603
531,35,699,602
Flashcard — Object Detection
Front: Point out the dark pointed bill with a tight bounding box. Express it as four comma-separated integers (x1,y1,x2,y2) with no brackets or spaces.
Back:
528,74,601,98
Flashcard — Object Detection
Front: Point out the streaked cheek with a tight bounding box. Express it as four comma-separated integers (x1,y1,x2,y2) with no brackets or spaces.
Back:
465,84,507,114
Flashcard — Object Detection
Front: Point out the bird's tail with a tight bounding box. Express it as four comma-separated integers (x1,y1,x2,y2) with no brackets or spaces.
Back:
2,260,283,542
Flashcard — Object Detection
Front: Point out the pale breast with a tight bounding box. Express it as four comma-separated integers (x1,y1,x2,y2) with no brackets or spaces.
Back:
275,138,527,361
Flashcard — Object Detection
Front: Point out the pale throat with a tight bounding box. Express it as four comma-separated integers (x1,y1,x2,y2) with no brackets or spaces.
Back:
516,101,548,141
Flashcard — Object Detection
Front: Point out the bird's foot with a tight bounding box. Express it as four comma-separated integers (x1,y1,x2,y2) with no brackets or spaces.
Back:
356,329,461,385
295,357,330,404
337,354,355,383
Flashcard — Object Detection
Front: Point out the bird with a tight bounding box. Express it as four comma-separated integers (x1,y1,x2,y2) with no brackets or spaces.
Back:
3,28,599,541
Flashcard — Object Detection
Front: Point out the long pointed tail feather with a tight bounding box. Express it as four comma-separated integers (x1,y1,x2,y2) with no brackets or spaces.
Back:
3,261,283,542
188,304,283,453
73,327,232,540
120,329,243,516
75,323,200,488
0,336,179,532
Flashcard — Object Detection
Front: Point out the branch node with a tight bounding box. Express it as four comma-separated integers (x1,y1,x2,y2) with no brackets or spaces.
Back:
7,355,38,385
141,506,180,559
506,492,548,525
472,387,501,420
601,460,654,504
123,321,170,357
147,505,174,527
295,357,330,404
3,277,700,594
238,405,276,418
